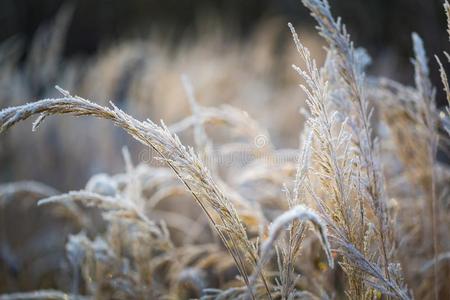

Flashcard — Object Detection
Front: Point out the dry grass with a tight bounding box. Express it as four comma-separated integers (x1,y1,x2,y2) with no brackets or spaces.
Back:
0,0,450,299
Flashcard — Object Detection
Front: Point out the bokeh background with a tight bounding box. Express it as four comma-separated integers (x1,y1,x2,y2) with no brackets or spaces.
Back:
1,0,447,81
0,0,448,190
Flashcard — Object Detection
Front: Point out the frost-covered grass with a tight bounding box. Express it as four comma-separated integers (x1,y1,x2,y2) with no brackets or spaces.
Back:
1,0,450,299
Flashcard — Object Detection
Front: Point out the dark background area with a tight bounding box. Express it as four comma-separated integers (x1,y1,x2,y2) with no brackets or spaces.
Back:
0,1,446,56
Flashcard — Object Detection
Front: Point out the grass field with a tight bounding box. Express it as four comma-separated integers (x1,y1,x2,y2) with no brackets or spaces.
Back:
0,0,449,299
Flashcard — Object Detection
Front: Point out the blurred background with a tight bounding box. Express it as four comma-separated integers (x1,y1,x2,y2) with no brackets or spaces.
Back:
0,0,448,190
1,0,447,80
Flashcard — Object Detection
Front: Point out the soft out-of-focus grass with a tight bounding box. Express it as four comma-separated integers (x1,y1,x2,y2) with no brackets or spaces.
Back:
0,8,324,190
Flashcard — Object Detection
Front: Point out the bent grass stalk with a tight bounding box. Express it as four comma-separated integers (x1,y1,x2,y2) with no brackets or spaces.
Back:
0,86,272,299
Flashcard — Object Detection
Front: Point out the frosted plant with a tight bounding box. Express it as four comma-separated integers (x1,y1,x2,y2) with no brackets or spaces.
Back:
0,0,450,299
289,1,410,296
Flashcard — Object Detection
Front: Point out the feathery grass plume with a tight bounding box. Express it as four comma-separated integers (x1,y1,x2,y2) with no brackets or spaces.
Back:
435,57,450,112
436,2,450,136
289,7,411,297
302,0,391,269
411,33,437,133
292,130,313,206
0,87,272,299
445,1,450,41
277,130,312,299
411,32,440,300
368,35,449,299
300,0,408,294
436,63,450,137
288,21,368,298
